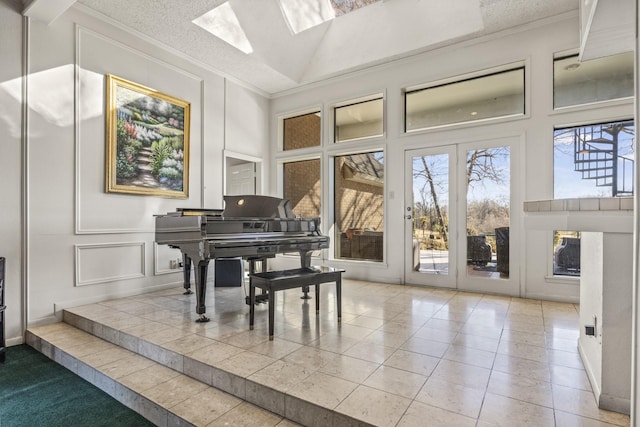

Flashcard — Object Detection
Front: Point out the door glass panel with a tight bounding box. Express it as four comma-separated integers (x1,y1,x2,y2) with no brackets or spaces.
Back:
411,153,450,275
466,147,510,279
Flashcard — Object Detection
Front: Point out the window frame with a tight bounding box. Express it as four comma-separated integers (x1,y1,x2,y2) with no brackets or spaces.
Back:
545,232,581,285
552,118,635,200
280,157,323,219
333,94,385,144
403,63,526,133
553,51,634,110
330,147,387,263
278,106,324,152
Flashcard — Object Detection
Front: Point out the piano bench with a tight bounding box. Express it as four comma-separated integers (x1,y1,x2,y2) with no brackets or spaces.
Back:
249,266,344,340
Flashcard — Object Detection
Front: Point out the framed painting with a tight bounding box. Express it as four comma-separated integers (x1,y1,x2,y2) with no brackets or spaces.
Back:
105,74,190,198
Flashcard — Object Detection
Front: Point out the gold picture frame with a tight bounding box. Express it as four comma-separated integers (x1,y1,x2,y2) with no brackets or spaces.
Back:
105,74,190,198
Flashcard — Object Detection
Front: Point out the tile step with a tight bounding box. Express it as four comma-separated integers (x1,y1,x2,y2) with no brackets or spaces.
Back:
26,313,372,427
26,323,282,426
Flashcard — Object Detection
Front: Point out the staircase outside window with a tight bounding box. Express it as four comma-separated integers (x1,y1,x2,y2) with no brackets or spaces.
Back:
554,120,634,199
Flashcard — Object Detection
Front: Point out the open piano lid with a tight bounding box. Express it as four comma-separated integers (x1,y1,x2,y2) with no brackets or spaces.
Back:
223,195,296,218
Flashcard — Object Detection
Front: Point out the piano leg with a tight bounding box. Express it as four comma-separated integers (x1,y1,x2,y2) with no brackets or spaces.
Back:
194,259,210,323
300,250,312,300
268,284,275,340
182,253,193,295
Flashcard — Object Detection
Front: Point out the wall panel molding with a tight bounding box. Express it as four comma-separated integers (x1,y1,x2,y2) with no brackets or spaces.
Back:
75,241,145,286
153,241,183,276
74,25,205,235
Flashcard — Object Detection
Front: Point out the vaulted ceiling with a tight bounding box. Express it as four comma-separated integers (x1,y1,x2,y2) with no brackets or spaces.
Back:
21,0,634,96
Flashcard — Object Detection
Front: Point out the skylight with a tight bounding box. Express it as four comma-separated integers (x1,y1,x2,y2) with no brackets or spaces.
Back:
279,0,382,34
279,0,334,34
193,0,382,53
193,2,253,54
331,0,382,17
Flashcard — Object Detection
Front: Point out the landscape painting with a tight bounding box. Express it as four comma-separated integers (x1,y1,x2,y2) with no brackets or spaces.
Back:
105,74,190,198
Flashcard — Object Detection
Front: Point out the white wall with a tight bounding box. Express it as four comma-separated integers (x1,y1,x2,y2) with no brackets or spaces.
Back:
579,232,633,414
579,232,604,400
224,82,270,196
0,3,269,341
601,233,633,412
0,0,24,344
269,13,634,301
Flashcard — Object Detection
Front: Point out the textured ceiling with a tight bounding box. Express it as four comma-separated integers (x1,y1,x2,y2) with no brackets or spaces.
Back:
74,0,578,95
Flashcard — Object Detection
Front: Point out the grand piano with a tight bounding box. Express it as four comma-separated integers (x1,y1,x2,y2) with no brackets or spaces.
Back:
155,195,329,322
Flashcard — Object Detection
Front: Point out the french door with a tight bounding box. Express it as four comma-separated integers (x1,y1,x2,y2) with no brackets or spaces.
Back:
404,145,457,288
404,137,520,295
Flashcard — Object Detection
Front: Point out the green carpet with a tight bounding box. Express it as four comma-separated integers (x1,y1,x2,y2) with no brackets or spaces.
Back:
0,345,154,427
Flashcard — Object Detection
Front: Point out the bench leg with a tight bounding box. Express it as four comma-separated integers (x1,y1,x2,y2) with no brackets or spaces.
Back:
268,290,275,340
249,281,255,330
315,284,320,314
337,275,342,322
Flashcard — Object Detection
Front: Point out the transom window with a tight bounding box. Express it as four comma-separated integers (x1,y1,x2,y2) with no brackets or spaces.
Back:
405,67,525,131
553,52,634,109
334,96,383,143
282,111,321,151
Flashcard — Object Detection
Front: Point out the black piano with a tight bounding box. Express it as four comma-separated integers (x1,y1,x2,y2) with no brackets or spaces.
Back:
155,195,329,322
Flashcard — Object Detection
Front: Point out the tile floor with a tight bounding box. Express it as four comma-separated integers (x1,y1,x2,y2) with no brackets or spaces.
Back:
43,279,630,426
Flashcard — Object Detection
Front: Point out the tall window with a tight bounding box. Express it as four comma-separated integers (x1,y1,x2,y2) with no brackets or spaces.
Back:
554,120,634,198
335,97,383,143
283,159,321,218
334,151,384,261
405,67,524,131
554,52,634,109
283,111,321,151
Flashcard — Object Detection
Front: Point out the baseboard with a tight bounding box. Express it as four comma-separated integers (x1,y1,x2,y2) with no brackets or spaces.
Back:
7,336,25,346
578,339,601,402
28,314,63,328
53,282,182,313
524,292,579,304
577,337,631,414
599,393,630,415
